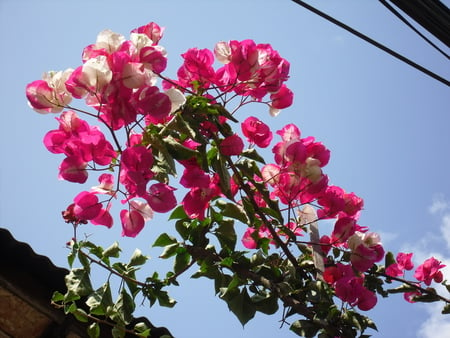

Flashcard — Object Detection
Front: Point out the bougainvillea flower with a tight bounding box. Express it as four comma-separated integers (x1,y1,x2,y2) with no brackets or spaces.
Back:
180,165,210,189
120,209,145,237
386,252,414,277
146,183,177,213
324,263,377,311
219,134,244,156
26,69,73,114
131,22,164,45
241,226,272,249
331,217,357,244
129,199,154,222
73,191,102,220
91,204,113,228
414,257,446,286
241,116,273,148
58,156,88,183
269,85,293,116
348,232,385,272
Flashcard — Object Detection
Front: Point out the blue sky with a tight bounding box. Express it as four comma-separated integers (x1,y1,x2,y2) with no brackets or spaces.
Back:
1,1,449,337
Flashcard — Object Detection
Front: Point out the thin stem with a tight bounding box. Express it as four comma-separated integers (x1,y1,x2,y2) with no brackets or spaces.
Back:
374,271,450,304
78,249,148,288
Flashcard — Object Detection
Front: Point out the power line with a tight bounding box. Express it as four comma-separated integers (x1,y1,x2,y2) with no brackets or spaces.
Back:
290,0,450,87
379,0,450,60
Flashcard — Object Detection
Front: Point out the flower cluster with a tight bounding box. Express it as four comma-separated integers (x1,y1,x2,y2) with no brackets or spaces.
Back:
385,253,446,302
26,22,293,238
235,119,384,309
167,39,294,116
27,21,448,324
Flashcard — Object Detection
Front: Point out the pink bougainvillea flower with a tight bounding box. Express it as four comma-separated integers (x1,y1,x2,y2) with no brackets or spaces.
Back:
26,69,73,114
348,232,385,272
120,209,145,237
241,226,272,249
73,191,102,221
386,252,414,277
91,173,115,196
331,216,357,244
119,145,154,197
219,134,244,156
140,46,167,73
414,257,446,285
241,116,273,148
131,22,164,45
317,185,346,219
129,199,154,222
269,85,293,116
324,263,377,311
133,86,172,124
397,252,414,270
65,55,112,98
146,183,177,213
342,192,364,217
276,124,301,142
58,156,88,183
177,47,216,90
91,204,113,228
180,165,210,189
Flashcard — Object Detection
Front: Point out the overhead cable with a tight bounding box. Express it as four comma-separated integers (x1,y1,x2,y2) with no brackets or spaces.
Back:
379,0,449,60
290,0,450,87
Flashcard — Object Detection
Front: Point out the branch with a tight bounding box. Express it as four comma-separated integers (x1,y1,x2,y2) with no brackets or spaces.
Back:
373,270,450,303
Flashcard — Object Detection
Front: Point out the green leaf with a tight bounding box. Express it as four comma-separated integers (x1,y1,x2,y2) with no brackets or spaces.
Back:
251,293,279,315
215,200,249,224
77,251,91,272
67,249,76,268
241,148,265,164
215,220,237,251
113,288,135,324
52,291,65,302
260,207,283,224
162,135,199,160
156,290,176,308
226,287,256,326
219,256,234,269
412,291,441,303
159,243,180,259
211,155,232,199
134,326,151,337
387,283,417,294
153,233,178,247
211,103,239,123
65,268,93,297
290,320,320,337
169,205,188,220
111,326,126,338
151,135,177,177
384,251,396,268
129,248,148,267
72,308,89,323
174,249,191,274
86,282,113,316
102,242,121,259
442,303,450,314
87,322,100,338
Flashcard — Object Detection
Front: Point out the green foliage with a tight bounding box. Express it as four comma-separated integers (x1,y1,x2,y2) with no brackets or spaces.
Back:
51,98,450,337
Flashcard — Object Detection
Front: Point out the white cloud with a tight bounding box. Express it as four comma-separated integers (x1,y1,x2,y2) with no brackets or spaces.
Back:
439,214,450,252
407,194,450,337
418,303,450,338
428,194,449,215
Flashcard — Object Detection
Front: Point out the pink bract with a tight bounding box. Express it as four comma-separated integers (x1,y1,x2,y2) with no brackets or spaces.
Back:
241,116,273,148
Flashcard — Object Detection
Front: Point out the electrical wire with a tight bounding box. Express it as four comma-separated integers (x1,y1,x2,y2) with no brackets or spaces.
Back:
290,0,450,87
379,0,450,60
